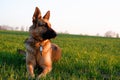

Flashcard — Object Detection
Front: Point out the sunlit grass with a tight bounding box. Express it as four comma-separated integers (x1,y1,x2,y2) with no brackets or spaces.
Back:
0,30,120,80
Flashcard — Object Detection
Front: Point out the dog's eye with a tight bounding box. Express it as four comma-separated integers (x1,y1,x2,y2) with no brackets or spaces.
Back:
38,21,46,26
44,23,49,28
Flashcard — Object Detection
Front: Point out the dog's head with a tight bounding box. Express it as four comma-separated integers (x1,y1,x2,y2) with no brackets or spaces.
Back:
29,7,57,41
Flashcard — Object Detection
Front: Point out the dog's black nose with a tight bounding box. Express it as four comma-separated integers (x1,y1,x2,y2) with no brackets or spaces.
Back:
42,28,57,40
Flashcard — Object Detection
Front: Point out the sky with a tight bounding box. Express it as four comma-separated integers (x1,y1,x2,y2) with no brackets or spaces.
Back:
0,0,120,36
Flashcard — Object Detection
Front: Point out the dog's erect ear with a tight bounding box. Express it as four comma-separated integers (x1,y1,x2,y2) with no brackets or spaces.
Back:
43,11,50,20
32,7,42,22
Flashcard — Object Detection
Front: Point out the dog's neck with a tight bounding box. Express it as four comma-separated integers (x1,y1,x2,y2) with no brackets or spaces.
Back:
34,39,50,48
35,39,50,56
26,36,51,49
40,39,50,46
31,36,43,42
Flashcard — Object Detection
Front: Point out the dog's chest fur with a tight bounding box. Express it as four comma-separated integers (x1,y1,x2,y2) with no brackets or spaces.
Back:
26,39,52,67
35,40,52,66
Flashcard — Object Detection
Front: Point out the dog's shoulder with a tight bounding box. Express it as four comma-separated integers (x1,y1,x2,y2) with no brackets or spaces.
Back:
51,43,61,51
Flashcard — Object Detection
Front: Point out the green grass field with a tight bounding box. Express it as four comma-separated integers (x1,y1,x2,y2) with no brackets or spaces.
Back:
0,30,120,80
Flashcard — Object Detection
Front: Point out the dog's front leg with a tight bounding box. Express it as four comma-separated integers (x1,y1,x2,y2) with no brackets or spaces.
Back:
27,63,35,79
37,65,52,79
26,52,36,79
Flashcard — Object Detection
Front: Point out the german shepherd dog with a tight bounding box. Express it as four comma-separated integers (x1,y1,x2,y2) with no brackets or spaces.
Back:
19,7,61,79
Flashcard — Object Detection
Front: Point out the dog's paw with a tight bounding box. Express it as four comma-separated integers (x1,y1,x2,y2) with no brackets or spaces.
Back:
28,74,35,80
36,73,46,80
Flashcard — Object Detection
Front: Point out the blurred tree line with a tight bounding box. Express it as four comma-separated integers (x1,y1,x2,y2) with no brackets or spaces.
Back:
0,25,119,38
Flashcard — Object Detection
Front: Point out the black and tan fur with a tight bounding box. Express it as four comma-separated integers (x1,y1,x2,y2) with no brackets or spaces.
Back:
20,7,61,79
